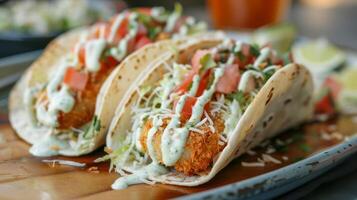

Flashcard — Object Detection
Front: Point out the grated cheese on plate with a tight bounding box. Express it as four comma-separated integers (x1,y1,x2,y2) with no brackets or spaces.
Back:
42,159,86,168
262,154,282,164
241,161,265,167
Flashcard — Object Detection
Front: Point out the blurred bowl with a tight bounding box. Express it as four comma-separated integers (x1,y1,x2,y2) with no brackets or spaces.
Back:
0,31,59,58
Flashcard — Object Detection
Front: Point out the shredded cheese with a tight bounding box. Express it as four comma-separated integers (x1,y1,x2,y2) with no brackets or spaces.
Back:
331,132,343,140
42,159,86,168
247,150,257,156
275,139,285,146
266,146,276,154
262,154,282,164
219,135,227,143
189,127,204,134
195,117,208,128
241,161,265,167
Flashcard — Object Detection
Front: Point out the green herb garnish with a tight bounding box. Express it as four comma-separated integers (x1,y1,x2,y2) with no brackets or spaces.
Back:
148,26,162,40
263,68,276,82
250,44,261,57
199,53,216,74
83,116,101,139
227,91,246,107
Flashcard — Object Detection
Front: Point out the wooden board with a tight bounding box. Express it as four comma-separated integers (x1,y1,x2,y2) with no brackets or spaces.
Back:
1,116,357,200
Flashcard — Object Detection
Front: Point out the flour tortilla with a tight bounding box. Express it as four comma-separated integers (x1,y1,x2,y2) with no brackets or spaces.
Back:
9,28,224,156
107,40,314,186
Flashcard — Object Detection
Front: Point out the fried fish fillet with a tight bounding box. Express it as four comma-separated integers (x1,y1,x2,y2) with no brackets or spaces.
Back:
139,114,226,175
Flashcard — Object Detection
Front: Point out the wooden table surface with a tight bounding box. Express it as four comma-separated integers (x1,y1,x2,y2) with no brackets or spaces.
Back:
1,115,356,200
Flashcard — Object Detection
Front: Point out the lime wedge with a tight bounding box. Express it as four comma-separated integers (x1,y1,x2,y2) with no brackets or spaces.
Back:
252,23,296,54
292,38,346,74
333,68,357,114
339,68,357,90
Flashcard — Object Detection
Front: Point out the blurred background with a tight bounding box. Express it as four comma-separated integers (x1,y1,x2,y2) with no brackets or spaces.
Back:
0,0,357,58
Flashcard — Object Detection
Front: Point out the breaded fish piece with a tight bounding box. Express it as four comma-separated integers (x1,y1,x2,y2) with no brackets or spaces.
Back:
37,65,115,129
140,114,226,175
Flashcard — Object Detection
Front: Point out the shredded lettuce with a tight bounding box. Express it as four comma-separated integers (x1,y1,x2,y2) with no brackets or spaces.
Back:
95,143,130,163
139,85,152,97
83,116,101,139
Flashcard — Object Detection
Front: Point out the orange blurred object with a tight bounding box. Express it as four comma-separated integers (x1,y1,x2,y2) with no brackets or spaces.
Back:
207,0,291,29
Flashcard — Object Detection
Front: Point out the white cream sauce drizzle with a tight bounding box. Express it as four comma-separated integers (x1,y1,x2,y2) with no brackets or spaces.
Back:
29,131,69,157
160,94,187,166
160,79,175,109
146,117,163,163
112,162,167,190
165,8,180,32
223,100,241,139
188,75,200,96
85,39,107,72
35,60,75,127
253,47,270,69
108,13,125,43
111,13,139,61
238,70,264,93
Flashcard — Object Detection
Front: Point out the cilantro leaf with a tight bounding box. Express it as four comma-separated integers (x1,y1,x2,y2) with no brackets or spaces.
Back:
227,91,245,106
199,53,216,74
93,116,101,132
83,116,101,139
263,68,276,82
250,44,261,57
148,26,162,40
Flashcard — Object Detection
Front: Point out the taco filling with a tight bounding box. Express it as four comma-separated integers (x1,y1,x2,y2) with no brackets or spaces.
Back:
104,39,290,189
24,5,205,155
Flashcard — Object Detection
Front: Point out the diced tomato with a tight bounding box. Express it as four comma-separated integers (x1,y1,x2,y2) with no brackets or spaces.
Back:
134,35,152,50
315,93,335,115
173,96,210,122
63,68,88,91
323,76,342,100
102,56,119,68
196,69,211,97
136,8,152,15
136,23,148,37
126,37,136,53
216,64,240,94
191,50,211,72
236,43,256,69
174,70,196,94
177,96,197,121
110,17,129,44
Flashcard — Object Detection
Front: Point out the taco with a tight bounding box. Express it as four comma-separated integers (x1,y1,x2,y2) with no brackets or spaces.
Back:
9,5,207,156
103,38,314,189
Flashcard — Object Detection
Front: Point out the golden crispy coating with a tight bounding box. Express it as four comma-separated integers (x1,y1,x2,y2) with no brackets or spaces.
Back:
140,114,226,175
37,64,115,129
